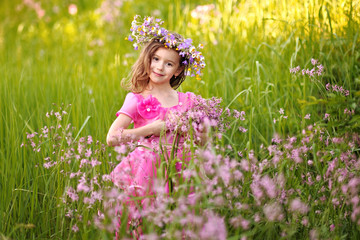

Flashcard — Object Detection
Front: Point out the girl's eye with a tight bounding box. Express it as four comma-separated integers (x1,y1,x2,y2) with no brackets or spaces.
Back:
153,57,159,61
166,63,173,67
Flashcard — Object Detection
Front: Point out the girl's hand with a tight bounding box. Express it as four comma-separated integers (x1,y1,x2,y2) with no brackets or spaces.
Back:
148,119,165,136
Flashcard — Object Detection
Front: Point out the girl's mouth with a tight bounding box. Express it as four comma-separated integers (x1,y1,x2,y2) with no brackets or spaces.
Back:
153,71,164,77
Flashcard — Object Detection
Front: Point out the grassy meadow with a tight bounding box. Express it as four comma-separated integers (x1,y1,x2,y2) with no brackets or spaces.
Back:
1,0,360,239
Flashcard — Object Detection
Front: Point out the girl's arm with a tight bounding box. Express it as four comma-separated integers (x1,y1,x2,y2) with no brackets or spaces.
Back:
106,114,165,147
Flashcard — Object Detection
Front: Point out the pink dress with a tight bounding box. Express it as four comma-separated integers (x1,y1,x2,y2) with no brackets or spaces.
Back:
110,91,195,198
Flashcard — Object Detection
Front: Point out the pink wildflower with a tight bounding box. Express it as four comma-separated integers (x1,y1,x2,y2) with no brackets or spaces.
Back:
351,207,360,221
200,213,227,240
85,148,92,158
54,112,61,120
26,132,37,139
240,111,245,121
302,217,309,226
332,198,340,206
102,174,112,181
66,187,79,202
239,159,250,171
70,170,81,179
330,224,335,231
311,58,318,65
290,66,300,73
254,213,261,222
218,165,231,186
291,148,303,163
271,133,282,144
65,209,73,218
79,159,89,168
72,224,79,232
250,182,263,203
233,110,240,118
260,175,277,198
351,196,359,206
229,216,243,228
233,170,243,181
77,182,90,193
332,137,343,144
43,161,56,169
325,83,331,91
239,126,248,133
90,159,101,167
115,144,127,154
87,135,93,144
68,4,78,15
77,175,90,193
309,68,315,76
289,198,309,214
263,202,284,221
83,197,95,205
240,219,250,230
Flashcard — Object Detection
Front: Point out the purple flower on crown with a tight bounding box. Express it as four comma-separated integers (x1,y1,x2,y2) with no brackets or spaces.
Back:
158,27,167,36
137,95,161,119
178,38,193,50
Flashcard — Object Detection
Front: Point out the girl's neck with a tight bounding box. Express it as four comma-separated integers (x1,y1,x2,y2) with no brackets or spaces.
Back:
143,83,176,98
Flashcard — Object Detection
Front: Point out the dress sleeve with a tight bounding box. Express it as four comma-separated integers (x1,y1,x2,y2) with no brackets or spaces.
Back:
116,92,138,120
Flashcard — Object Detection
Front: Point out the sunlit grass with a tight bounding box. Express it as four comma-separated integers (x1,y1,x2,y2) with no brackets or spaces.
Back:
0,0,359,239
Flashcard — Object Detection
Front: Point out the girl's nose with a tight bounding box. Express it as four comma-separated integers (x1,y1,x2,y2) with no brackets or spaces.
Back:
156,63,164,70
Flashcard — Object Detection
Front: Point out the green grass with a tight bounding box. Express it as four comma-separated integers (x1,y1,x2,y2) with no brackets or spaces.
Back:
1,0,359,239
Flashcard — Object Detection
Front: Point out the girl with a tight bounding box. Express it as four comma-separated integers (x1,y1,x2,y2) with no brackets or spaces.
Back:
106,16,206,202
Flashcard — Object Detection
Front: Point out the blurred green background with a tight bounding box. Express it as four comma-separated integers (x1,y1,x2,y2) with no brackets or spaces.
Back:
1,0,359,239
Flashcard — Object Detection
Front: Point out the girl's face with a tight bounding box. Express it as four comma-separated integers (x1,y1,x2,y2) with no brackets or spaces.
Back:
149,47,183,86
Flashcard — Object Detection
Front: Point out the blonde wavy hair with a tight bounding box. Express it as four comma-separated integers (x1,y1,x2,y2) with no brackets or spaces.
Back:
122,36,187,93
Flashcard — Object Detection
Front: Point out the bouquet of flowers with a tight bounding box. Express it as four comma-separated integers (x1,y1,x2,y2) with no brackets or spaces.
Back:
165,95,236,142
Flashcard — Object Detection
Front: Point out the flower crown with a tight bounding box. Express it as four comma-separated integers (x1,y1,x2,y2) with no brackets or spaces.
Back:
126,15,206,80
